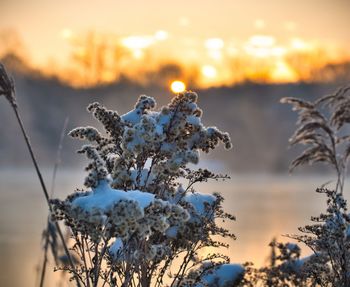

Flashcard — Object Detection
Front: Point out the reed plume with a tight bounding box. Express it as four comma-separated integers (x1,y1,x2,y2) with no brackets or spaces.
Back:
281,85,350,194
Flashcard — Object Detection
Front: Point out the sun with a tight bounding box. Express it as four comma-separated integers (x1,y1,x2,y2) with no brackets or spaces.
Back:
170,80,186,93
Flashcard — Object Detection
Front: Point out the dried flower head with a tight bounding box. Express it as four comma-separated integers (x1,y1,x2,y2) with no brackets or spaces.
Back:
0,63,16,107
51,91,238,286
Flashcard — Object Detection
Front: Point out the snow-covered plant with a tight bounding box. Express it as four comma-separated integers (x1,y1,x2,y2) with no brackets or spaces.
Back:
51,92,243,286
242,238,332,287
243,188,350,286
287,188,350,286
237,86,350,287
254,85,350,287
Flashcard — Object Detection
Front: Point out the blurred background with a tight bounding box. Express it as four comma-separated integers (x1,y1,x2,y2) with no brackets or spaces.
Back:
0,0,350,286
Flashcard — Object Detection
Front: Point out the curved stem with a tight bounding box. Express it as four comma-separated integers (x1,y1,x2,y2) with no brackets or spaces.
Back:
11,105,81,287
40,117,69,287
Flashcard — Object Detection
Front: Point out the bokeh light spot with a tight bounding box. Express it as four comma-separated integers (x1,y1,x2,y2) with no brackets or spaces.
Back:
202,65,217,78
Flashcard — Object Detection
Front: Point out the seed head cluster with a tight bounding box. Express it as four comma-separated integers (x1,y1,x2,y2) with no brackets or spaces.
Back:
51,92,237,286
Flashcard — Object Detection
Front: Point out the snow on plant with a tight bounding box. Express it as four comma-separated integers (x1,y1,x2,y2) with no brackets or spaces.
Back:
241,86,350,287
51,92,243,287
280,86,350,286
239,86,350,287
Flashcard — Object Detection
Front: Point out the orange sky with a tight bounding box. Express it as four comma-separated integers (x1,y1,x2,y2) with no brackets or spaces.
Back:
1,0,350,87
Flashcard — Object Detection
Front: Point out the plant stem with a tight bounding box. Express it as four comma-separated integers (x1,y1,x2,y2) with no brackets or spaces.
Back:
12,106,50,203
39,117,69,287
11,105,81,287
39,228,50,287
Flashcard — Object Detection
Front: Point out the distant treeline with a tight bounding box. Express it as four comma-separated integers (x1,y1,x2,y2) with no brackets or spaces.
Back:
0,59,344,173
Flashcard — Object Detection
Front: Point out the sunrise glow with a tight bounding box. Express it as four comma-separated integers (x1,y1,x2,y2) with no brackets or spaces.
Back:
1,1,349,88
2,3,350,286
202,65,217,78
154,30,168,41
122,36,154,53
171,80,186,93
61,28,73,40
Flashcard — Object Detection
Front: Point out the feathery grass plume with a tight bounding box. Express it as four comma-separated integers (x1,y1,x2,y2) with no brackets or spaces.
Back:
281,85,350,194
51,92,241,287
0,63,15,105
0,63,81,287
263,85,350,287
238,86,350,286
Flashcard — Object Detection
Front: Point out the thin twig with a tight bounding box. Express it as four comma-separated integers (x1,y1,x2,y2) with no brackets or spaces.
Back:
50,117,69,197
40,117,69,287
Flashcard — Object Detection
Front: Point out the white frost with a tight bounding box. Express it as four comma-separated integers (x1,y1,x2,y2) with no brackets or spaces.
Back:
198,264,244,287
109,238,123,256
72,180,155,212
121,109,142,125
184,192,217,218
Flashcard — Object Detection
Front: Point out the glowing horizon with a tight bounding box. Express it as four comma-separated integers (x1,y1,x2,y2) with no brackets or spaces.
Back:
1,0,350,88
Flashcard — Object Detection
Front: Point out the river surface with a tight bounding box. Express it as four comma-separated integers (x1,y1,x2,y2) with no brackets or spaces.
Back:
0,168,343,286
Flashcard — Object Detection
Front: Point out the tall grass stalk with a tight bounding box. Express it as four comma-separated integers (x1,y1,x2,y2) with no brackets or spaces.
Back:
39,117,69,287
0,63,81,287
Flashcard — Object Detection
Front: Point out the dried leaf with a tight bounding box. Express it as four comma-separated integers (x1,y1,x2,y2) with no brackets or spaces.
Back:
280,97,314,110
336,135,350,144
